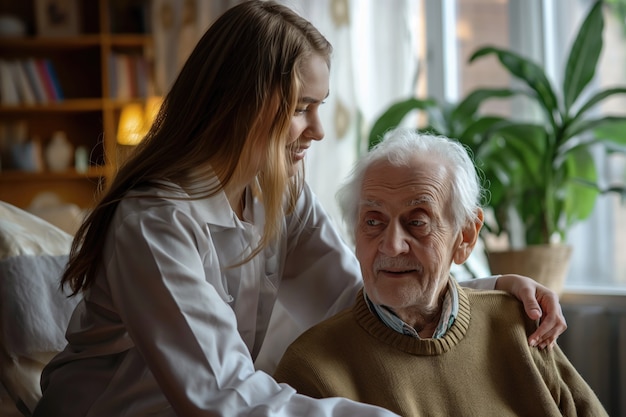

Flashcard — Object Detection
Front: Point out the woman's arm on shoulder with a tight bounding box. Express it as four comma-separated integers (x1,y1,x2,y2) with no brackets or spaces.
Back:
494,274,567,350
460,274,567,349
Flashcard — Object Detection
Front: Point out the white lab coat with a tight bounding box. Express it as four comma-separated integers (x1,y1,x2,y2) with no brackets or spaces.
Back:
36,179,495,416
35,180,399,416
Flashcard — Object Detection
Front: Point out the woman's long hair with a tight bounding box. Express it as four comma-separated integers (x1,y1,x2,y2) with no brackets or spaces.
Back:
62,0,332,295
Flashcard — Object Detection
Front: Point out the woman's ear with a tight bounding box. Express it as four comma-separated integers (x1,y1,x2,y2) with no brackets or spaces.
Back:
453,208,484,265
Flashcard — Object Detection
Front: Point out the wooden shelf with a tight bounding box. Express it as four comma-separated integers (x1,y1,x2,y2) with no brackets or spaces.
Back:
0,0,153,210
0,99,105,113
0,35,103,49
0,167,107,182
105,34,153,47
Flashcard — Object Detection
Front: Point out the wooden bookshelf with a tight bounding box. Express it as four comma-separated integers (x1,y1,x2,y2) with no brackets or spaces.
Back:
0,0,153,210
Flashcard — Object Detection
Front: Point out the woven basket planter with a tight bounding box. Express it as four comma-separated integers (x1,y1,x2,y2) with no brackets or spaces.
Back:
486,244,573,296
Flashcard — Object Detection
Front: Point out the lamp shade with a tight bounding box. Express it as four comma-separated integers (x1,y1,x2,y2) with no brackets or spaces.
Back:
117,103,145,146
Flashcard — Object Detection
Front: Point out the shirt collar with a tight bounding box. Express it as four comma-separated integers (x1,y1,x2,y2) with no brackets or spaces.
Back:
364,276,459,339
140,174,252,229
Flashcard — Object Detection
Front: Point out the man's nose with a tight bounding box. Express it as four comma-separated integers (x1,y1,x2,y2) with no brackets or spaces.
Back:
379,221,410,256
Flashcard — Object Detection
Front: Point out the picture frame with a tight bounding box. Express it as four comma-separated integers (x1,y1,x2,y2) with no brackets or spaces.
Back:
34,0,80,37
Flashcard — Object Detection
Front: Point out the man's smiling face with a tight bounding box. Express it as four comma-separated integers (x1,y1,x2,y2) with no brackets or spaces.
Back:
354,156,463,324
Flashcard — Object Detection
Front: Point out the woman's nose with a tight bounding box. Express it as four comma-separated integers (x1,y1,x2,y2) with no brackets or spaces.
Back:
307,112,324,141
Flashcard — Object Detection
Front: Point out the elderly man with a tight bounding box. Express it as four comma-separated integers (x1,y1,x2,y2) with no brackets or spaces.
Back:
273,128,607,416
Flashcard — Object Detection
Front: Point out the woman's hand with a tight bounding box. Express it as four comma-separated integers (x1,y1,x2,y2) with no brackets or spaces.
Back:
495,274,567,349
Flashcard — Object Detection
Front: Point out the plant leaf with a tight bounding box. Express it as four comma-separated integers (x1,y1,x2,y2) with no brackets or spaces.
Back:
489,123,547,186
573,87,626,120
562,149,599,228
566,116,626,141
436,102,461,136
451,88,517,121
470,46,559,121
563,0,604,112
368,97,436,149
459,116,507,153
593,118,626,148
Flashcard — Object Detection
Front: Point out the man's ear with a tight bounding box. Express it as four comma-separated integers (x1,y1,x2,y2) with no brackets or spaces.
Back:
453,208,484,265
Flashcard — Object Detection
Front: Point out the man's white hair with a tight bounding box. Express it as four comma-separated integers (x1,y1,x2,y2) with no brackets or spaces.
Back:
337,127,483,239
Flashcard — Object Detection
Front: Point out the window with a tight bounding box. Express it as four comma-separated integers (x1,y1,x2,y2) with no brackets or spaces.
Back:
457,0,511,116
569,0,626,291
426,0,626,291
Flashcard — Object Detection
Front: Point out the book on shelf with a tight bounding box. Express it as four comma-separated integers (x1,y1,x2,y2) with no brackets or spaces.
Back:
0,59,20,105
110,52,150,100
0,58,66,106
108,52,117,99
36,59,59,102
43,60,64,101
134,55,149,98
11,61,37,105
114,53,132,100
23,59,48,104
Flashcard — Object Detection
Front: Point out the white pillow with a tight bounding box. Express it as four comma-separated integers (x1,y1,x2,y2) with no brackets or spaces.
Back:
0,201,72,260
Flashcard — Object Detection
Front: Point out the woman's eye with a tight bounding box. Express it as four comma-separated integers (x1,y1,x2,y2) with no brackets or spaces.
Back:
409,220,425,227
295,108,307,115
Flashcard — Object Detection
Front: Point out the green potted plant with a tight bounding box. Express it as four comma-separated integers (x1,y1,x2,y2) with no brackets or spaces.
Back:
368,0,626,292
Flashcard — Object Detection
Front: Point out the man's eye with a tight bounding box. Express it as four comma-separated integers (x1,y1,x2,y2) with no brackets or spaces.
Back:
409,220,425,227
366,219,381,226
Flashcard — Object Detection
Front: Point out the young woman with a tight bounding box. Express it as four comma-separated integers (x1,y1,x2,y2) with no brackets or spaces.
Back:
33,2,566,416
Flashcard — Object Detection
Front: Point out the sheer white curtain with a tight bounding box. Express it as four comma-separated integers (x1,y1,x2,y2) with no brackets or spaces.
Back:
281,0,419,238
151,0,244,95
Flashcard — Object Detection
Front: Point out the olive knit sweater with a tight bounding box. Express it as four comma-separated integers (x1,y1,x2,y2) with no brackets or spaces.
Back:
274,283,607,417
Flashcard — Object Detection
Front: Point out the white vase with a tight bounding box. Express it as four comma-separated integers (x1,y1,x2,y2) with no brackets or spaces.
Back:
45,131,73,172
74,145,89,173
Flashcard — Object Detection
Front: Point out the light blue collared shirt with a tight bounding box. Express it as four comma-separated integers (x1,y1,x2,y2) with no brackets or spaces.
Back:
364,277,459,338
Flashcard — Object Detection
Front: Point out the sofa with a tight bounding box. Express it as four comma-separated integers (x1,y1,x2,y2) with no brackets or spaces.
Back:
0,201,81,416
